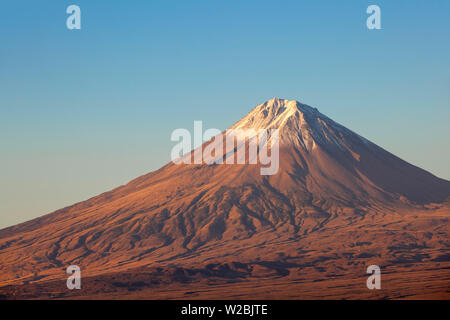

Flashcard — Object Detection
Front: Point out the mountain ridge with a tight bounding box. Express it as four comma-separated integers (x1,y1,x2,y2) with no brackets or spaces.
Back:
0,98,449,299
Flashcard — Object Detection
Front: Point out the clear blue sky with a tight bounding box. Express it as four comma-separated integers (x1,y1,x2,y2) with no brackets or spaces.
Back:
1,0,449,228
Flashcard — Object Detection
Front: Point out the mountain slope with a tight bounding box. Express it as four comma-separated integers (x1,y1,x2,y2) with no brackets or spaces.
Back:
0,98,449,299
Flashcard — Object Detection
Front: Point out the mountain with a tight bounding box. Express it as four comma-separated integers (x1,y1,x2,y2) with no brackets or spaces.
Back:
0,98,449,299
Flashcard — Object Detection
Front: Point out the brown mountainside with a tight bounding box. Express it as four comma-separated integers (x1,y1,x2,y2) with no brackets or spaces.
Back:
0,98,449,299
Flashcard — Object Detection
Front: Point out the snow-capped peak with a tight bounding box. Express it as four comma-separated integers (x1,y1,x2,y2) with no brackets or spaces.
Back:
231,98,317,131
230,98,358,151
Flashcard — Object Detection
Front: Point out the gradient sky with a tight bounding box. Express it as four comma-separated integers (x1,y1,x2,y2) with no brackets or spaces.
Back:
1,0,449,229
